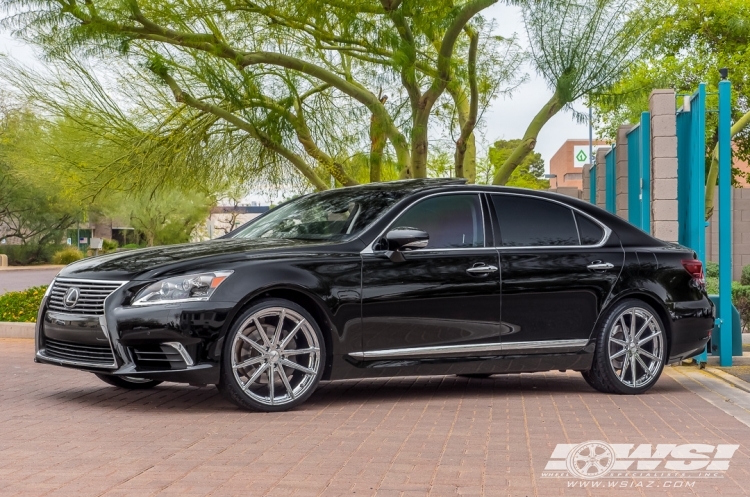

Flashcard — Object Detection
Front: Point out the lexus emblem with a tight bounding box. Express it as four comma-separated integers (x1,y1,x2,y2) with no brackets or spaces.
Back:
63,287,80,308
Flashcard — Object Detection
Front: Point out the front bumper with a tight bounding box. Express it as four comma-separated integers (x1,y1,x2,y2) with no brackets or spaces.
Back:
35,292,234,384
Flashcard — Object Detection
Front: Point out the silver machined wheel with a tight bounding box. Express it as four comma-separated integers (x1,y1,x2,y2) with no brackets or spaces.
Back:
230,306,321,406
608,307,664,388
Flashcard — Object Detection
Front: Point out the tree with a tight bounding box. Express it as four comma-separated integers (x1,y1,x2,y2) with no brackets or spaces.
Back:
2,0,524,191
590,0,750,219
491,0,663,185
486,139,548,189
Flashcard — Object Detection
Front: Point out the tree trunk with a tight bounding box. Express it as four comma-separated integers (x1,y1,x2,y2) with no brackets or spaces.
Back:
705,108,750,219
410,110,430,178
492,90,563,185
369,97,388,183
449,83,477,183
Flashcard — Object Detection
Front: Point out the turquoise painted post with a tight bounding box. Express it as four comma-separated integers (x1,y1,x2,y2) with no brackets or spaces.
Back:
605,146,616,213
640,112,651,233
718,80,732,366
589,165,597,205
627,125,641,227
690,84,707,263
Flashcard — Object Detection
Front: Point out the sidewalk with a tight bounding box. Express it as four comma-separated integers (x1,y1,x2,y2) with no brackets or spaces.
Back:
0,265,64,271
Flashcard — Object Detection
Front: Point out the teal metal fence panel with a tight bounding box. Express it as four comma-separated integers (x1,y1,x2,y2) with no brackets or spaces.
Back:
640,112,651,234
627,125,641,227
589,165,596,205
605,146,616,213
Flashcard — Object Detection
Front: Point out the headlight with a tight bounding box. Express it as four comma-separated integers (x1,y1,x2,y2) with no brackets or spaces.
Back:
132,271,233,306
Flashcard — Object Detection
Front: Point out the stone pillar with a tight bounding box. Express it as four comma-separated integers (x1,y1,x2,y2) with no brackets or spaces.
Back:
615,126,631,219
649,89,678,242
595,148,608,209
582,164,591,203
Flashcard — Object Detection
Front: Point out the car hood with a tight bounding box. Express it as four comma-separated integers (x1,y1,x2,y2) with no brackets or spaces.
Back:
57,238,342,280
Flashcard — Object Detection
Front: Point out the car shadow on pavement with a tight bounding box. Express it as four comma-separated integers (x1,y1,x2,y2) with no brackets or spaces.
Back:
42,372,686,413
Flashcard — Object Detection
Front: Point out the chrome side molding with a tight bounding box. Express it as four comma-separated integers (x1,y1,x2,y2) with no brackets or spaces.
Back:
163,342,195,366
348,339,588,360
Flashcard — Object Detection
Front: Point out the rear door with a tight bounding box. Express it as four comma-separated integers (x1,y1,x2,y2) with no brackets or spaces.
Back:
489,194,624,352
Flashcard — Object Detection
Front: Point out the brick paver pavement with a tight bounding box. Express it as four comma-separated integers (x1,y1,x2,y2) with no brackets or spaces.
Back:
1,338,749,497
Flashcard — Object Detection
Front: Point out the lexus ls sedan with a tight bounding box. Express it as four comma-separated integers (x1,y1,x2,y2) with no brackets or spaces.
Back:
35,179,714,412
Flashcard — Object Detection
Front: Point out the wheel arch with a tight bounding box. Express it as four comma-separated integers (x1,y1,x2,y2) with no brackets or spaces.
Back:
597,290,673,357
221,285,337,380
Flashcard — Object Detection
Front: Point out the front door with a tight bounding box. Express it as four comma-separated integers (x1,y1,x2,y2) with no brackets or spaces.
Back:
489,194,624,352
360,193,501,358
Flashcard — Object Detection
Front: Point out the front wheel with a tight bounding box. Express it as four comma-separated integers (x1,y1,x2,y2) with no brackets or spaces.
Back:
582,299,667,394
218,299,326,412
95,374,163,390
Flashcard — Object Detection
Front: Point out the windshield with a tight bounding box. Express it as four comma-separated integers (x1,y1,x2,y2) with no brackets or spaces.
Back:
231,188,408,241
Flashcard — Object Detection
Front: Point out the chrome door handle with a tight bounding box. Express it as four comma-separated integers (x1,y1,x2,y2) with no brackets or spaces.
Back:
587,261,614,271
466,264,498,275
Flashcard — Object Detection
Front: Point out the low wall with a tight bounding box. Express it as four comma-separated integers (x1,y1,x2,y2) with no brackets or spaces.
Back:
0,322,35,339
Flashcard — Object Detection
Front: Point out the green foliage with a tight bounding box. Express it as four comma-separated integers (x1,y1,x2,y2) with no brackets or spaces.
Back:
51,247,84,265
101,239,119,254
706,261,719,279
732,285,750,328
0,244,64,265
122,243,141,249
487,140,549,189
0,286,46,323
741,265,750,286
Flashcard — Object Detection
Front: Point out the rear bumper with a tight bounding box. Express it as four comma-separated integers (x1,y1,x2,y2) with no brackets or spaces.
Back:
667,298,714,363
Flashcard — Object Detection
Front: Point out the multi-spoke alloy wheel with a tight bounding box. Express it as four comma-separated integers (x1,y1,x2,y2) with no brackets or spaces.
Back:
607,307,664,388
219,299,325,412
582,299,667,395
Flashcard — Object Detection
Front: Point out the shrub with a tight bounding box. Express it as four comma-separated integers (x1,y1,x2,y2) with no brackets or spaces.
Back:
706,276,718,295
51,247,84,265
122,243,141,249
0,244,64,265
733,285,750,329
0,286,47,323
741,265,750,286
101,239,119,253
705,261,719,279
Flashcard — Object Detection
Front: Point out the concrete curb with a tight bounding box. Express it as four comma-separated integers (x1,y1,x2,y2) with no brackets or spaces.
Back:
0,265,64,272
0,322,35,339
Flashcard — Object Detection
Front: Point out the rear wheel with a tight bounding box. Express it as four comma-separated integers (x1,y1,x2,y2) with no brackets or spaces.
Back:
218,299,325,412
583,299,666,394
95,374,162,390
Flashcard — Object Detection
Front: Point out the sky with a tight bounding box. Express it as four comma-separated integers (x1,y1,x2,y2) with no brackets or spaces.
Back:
0,3,592,199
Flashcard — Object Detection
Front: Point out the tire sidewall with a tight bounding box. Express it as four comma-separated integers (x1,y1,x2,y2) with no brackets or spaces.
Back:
596,299,667,394
219,298,326,412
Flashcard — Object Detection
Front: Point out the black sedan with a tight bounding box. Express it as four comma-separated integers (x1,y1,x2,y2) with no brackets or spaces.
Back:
35,179,714,411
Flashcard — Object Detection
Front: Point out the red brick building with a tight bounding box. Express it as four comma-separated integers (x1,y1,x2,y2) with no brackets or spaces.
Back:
549,139,610,189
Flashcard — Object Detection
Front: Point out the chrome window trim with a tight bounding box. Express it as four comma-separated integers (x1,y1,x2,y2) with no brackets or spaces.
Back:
348,339,588,360
38,278,129,370
361,191,488,255
360,190,612,255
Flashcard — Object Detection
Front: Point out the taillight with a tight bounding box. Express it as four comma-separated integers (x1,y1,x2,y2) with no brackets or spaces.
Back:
682,259,705,288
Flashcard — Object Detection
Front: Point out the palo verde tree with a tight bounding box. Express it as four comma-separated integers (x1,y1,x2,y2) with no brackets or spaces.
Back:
2,0,524,190
491,0,663,185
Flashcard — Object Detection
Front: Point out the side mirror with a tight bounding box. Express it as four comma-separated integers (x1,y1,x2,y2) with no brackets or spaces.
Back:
379,227,429,262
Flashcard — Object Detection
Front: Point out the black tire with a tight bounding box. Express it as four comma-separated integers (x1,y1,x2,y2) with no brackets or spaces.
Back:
95,373,163,389
457,373,493,379
583,298,667,395
218,298,326,412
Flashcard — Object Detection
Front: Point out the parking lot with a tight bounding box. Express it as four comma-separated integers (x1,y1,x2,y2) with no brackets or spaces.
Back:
1,339,749,496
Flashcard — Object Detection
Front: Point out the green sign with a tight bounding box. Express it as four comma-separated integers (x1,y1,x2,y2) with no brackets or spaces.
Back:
576,150,588,162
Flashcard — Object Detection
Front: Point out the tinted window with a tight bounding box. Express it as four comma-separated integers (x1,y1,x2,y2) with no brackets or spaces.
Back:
232,188,409,241
491,195,578,246
575,212,604,245
390,194,484,249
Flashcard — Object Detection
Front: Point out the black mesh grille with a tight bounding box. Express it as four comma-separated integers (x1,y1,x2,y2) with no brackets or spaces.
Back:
43,338,115,366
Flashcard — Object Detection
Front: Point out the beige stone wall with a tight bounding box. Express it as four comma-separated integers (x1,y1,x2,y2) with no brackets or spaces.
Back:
705,187,750,281
649,89,679,242
582,164,591,203
595,148,608,209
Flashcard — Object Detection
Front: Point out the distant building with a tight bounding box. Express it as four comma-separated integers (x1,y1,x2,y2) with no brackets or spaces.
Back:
549,139,610,190
205,205,270,239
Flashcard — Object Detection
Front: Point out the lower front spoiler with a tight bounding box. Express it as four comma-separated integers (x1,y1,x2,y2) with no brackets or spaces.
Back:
35,351,220,384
